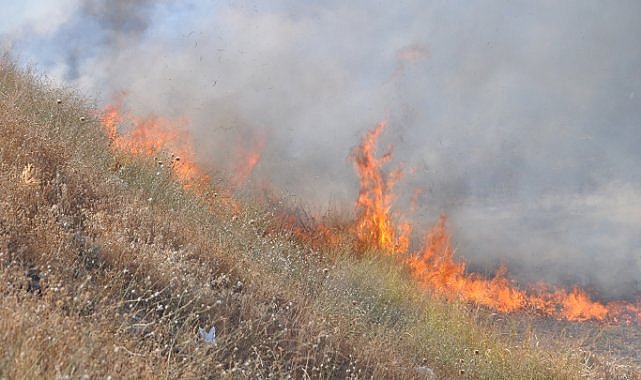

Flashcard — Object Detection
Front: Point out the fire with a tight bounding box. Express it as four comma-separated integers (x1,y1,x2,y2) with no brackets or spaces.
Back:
351,122,641,323
230,134,265,187
100,98,209,191
269,210,347,251
557,288,609,321
406,215,526,313
98,95,641,324
350,121,410,254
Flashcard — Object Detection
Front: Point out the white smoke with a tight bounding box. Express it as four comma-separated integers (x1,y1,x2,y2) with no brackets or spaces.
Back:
3,0,641,298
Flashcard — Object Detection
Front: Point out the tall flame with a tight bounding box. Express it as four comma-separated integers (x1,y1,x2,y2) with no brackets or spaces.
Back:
351,121,410,253
352,122,641,323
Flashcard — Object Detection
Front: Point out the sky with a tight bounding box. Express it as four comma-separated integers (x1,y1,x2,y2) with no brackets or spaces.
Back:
2,0,641,299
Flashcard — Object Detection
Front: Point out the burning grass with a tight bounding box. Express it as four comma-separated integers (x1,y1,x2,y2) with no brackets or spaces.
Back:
348,122,641,324
100,96,210,191
0,58,639,378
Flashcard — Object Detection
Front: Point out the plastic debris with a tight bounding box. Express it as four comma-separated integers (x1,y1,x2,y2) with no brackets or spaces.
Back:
198,325,217,346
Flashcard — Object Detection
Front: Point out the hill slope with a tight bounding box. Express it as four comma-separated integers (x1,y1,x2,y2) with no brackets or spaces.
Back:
0,60,631,379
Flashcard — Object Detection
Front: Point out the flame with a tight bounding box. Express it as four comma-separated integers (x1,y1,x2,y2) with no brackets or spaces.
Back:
350,121,410,253
269,211,346,251
99,95,641,324
100,98,209,191
230,134,265,187
351,122,641,323
406,215,527,313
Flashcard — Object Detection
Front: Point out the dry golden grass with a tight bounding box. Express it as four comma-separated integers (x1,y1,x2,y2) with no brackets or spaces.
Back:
0,57,637,379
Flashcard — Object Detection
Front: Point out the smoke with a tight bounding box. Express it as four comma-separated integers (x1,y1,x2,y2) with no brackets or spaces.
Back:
3,1,641,299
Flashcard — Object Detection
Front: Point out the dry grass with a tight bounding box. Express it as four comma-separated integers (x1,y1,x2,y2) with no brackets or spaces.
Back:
0,58,634,379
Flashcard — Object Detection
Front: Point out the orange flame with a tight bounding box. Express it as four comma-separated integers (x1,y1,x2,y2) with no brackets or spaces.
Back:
100,98,209,191
350,121,410,253
352,122,641,323
99,97,641,324
230,134,265,187
269,210,346,251
406,215,527,313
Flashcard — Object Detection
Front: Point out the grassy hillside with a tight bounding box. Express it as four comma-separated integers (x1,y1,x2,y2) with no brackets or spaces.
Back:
0,59,630,379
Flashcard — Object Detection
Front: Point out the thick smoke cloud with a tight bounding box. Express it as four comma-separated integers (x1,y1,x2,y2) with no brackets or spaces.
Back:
3,1,641,298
